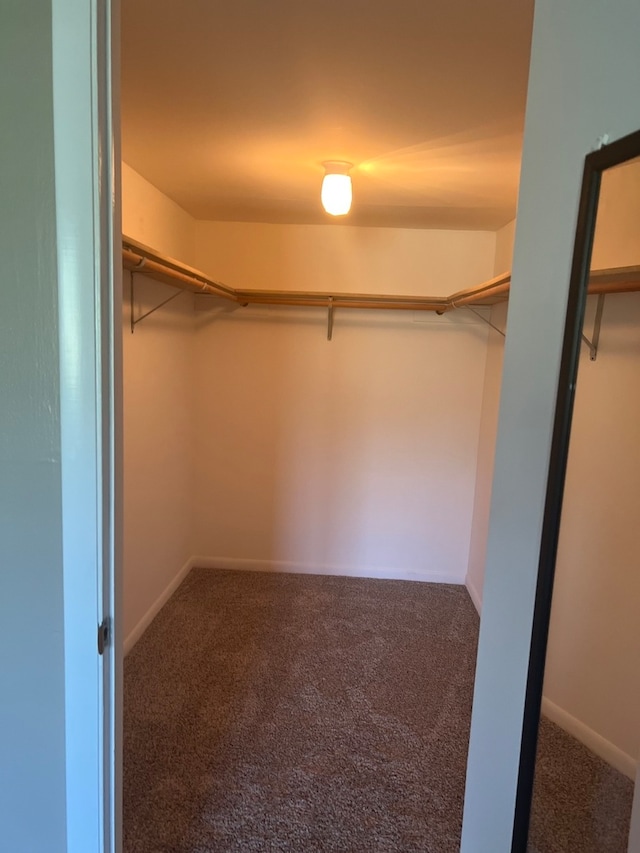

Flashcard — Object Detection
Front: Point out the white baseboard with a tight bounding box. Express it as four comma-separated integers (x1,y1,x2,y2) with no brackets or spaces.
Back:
628,764,640,852
541,696,637,780
124,556,194,655
191,555,464,585
124,555,462,655
465,573,483,614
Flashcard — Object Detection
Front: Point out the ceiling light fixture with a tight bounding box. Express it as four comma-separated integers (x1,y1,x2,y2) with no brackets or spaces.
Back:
321,161,353,216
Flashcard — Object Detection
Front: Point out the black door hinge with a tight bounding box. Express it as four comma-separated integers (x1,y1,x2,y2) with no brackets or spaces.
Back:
98,618,110,655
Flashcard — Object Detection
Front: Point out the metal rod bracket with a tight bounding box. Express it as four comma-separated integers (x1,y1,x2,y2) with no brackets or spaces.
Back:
327,297,334,341
130,269,184,333
581,293,606,361
465,306,506,337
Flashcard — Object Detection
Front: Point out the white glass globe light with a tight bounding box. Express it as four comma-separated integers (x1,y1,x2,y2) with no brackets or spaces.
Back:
321,162,353,216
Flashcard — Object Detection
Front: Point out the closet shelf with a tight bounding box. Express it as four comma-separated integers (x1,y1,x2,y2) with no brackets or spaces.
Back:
122,236,640,315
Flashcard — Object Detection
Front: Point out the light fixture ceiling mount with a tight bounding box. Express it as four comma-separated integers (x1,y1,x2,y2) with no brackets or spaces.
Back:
321,161,353,216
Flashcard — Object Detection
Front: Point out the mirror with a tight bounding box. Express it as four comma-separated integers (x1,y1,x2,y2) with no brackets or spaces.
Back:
512,129,640,853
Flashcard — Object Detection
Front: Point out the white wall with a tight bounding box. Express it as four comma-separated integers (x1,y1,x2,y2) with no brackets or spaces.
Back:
122,276,195,648
122,161,195,263
190,222,496,582
193,305,490,581
462,2,640,849
494,218,517,276
465,302,508,609
192,220,495,296
1,4,66,849
121,164,197,647
591,158,640,269
542,293,640,773
465,219,514,609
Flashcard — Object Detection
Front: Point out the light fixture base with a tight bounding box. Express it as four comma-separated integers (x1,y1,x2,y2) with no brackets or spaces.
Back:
321,160,353,176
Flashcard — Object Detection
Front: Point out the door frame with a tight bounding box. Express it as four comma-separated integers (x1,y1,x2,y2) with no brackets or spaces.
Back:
52,1,121,850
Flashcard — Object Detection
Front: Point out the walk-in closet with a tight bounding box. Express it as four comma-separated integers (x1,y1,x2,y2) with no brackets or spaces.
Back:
118,3,640,852
7,4,640,853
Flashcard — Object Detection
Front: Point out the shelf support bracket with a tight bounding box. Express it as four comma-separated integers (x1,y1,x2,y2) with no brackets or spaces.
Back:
465,306,506,337
130,266,184,333
581,293,605,361
327,297,334,341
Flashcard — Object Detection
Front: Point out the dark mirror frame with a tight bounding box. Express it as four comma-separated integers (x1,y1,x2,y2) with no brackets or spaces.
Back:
511,127,640,852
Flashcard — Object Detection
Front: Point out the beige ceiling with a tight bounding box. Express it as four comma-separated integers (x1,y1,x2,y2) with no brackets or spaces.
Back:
121,0,534,230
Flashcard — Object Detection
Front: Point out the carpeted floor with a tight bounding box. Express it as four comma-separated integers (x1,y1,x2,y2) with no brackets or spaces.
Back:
124,568,479,852
528,716,634,853
124,568,635,853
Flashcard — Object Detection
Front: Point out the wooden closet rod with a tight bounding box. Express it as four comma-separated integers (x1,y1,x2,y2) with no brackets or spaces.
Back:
122,244,238,302
122,237,640,313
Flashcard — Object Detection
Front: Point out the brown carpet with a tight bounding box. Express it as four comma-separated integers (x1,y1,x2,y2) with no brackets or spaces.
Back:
528,716,634,853
124,568,479,852
124,568,635,852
